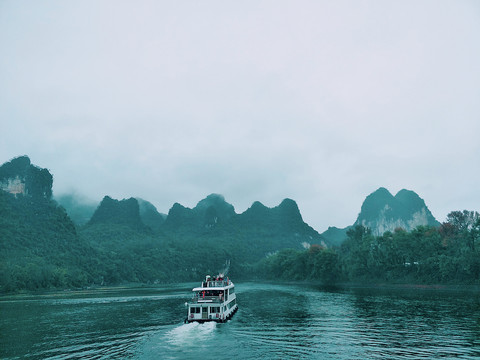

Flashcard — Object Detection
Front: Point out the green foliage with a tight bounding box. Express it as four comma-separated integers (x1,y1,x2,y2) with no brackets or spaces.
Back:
0,155,31,180
2,169,480,293
259,245,340,284
2,190,323,292
0,191,95,292
261,212,480,285
89,196,150,232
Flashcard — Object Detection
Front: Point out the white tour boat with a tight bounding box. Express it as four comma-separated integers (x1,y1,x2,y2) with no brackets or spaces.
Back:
185,274,238,323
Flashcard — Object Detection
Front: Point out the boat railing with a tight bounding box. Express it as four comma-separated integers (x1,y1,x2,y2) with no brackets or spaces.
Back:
192,295,223,303
202,280,230,288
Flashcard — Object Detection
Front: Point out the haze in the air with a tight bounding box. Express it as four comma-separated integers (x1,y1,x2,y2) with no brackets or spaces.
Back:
1,0,479,231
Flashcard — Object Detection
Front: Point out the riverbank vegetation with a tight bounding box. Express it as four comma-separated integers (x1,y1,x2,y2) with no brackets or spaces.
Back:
260,210,480,285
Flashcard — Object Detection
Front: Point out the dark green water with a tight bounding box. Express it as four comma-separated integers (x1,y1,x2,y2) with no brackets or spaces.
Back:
1,282,480,359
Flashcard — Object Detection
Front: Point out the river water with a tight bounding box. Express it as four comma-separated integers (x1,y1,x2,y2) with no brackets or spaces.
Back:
1,282,480,359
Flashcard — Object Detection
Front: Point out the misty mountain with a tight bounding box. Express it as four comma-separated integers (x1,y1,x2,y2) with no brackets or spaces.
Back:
355,188,439,235
55,193,166,231
0,155,53,199
0,155,474,293
55,193,98,226
163,194,235,231
137,198,166,233
59,191,326,286
161,195,327,265
87,196,151,233
164,194,319,241
0,183,97,292
321,187,439,245
237,198,324,246
320,226,350,247
239,198,304,227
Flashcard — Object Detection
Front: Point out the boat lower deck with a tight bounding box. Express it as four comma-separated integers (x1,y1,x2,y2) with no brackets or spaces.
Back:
185,304,238,323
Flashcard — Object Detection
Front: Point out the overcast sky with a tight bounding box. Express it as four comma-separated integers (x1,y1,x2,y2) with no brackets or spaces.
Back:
1,0,479,232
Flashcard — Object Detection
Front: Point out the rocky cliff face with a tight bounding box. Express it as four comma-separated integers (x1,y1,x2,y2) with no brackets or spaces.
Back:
0,176,25,196
321,187,440,244
354,188,439,236
0,156,53,199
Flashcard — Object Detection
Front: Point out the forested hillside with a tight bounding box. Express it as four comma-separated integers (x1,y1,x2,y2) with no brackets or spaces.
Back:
261,210,480,284
0,190,96,291
78,193,324,286
0,157,327,292
1,156,479,293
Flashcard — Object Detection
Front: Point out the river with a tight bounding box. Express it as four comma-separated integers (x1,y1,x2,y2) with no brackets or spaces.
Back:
1,282,480,359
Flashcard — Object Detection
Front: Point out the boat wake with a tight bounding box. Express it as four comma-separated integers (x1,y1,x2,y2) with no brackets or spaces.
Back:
134,322,218,359
166,321,217,347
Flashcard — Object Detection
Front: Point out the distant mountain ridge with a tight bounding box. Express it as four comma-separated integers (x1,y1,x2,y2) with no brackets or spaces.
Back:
163,194,235,230
0,155,457,292
57,186,439,250
321,187,440,245
72,190,326,260
162,194,326,252
88,196,144,228
238,198,310,236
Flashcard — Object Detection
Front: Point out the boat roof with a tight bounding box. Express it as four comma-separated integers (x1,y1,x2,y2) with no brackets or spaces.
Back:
192,286,231,291
192,282,234,292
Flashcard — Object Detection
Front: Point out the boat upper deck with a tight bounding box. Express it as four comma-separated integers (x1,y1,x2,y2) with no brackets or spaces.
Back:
191,295,224,303
190,280,235,304
202,280,231,288
193,281,233,291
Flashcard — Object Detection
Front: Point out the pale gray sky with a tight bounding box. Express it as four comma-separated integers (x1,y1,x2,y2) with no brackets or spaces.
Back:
1,0,479,232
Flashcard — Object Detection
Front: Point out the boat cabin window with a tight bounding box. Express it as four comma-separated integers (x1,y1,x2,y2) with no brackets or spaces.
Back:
197,290,224,297
229,287,234,295
210,306,220,313
190,307,200,314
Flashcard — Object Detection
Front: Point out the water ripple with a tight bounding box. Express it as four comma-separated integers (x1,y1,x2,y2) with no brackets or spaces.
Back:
2,284,480,359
